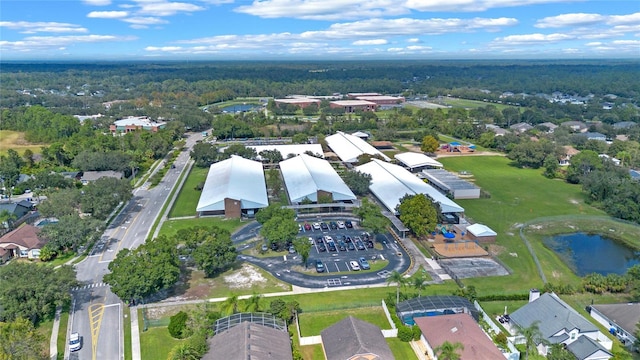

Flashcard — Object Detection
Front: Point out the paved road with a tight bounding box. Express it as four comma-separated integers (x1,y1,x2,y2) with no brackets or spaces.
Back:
67,131,204,360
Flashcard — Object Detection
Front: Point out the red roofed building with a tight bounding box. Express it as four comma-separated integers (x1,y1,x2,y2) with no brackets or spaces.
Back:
415,313,505,360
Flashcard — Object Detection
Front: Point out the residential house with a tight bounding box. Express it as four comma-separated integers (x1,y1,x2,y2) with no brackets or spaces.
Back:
486,124,509,136
509,291,612,360
204,320,293,360
80,171,124,185
588,303,640,351
109,116,166,134
561,121,588,133
0,200,34,229
321,316,394,360
582,132,607,142
0,224,46,263
560,146,580,166
630,169,640,181
509,122,533,134
598,154,620,166
613,121,637,130
415,313,507,360
537,122,559,133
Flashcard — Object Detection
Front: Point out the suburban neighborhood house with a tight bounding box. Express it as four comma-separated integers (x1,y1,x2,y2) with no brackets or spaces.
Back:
80,170,124,185
509,291,613,360
109,116,167,134
320,316,394,360
416,313,506,360
588,303,640,352
0,224,46,263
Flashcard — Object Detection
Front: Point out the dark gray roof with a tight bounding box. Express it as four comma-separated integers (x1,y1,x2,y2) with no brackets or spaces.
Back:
566,335,612,360
81,171,123,182
204,321,293,360
321,316,393,360
591,303,640,335
510,293,598,343
613,121,637,129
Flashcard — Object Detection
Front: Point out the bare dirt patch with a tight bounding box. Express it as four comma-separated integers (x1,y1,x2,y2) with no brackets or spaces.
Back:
224,263,268,289
488,244,506,256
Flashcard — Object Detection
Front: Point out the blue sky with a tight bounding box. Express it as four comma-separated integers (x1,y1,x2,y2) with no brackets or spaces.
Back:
1,0,639,60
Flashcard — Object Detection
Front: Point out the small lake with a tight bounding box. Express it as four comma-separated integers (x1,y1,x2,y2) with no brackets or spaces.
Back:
543,232,640,276
220,104,260,113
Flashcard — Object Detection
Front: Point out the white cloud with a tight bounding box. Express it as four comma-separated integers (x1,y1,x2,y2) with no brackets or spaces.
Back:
145,46,184,51
83,0,111,5
353,39,388,45
608,12,640,25
122,17,169,25
493,33,573,45
585,42,602,46
0,21,88,34
407,38,420,43
87,11,129,18
136,1,205,16
612,39,640,45
0,34,137,52
535,13,605,28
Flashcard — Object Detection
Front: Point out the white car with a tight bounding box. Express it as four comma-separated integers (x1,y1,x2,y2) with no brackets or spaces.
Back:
337,221,345,229
349,260,361,271
69,332,82,352
312,222,321,230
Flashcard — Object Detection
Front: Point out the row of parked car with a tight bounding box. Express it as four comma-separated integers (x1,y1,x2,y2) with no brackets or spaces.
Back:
314,233,374,253
315,257,370,273
300,220,354,232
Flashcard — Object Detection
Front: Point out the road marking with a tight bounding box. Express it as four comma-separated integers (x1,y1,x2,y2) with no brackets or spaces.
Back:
88,304,105,360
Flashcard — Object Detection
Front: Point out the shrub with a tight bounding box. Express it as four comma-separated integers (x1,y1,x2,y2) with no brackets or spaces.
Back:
412,325,422,341
397,325,413,342
494,332,508,348
168,311,189,339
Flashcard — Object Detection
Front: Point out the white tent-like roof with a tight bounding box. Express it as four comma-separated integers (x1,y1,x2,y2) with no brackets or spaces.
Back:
249,144,324,160
196,155,268,212
280,154,356,204
466,224,497,237
394,152,443,169
355,159,464,214
325,131,390,163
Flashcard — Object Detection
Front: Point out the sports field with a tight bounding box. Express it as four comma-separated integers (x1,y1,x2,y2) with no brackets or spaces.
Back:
0,130,45,156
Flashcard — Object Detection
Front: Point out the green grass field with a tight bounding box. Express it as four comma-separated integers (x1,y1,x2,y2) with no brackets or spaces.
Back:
0,130,46,156
441,97,519,112
139,326,182,360
158,217,244,238
168,166,209,218
298,307,391,336
388,338,418,359
439,156,605,294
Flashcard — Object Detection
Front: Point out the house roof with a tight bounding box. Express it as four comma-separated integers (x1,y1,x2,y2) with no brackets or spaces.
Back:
582,132,607,139
510,293,599,344
566,334,612,360
396,296,479,322
325,131,390,163
394,152,443,169
114,116,166,127
0,224,45,250
203,321,293,360
591,303,640,335
355,159,464,214
331,100,377,106
415,313,505,360
510,122,533,132
613,121,636,129
0,201,31,216
538,122,559,130
249,144,324,160
466,223,497,237
321,316,393,360
81,171,123,182
196,156,268,212
279,154,356,203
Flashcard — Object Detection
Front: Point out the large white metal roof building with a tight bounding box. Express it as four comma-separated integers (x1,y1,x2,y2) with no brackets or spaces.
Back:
325,131,391,163
280,154,356,204
355,159,464,214
248,144,324,160
196,155,268,216
394,152,443,170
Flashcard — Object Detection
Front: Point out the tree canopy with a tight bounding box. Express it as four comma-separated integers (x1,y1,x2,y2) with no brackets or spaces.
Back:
340,170,372,196
397,194,439,238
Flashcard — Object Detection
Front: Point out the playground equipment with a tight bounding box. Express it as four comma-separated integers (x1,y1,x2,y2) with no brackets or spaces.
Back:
441,225,456,241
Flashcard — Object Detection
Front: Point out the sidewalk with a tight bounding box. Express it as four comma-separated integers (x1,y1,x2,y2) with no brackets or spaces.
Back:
130,307,141,360
49,308,61,360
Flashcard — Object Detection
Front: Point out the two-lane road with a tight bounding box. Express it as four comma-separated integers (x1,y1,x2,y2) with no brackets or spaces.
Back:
67,132,204,360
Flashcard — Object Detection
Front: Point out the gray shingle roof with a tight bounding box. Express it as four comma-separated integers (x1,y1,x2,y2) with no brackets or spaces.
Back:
510,293,598,343
321,316,393,360
566,335,612,360
591,303,640,336
204,321,293,360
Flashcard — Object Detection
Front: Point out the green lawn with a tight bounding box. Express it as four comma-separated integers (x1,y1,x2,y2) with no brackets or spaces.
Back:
56,310,69,360
441,97,518,112
388,338,418,359
158,217,243,238
298,307,391,337
36,316,55,358
168,166,209,218
139,326,182,360
438,156,605,294
123,306,132,360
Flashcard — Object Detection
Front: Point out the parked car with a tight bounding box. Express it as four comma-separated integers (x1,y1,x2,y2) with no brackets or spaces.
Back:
329,221,338,230
337,241,347,251
288,246,296,254
320,222,329,230
358,257,370,270
318,243,327,252
316,236,324,244
327,242,337,252
298,224,303,232
69,332,82,352
355,238,365,250
313,222,321,230
304,223,312,231
349,260,361,271
366,240,374,248
271,242,279,251
347,242,355,251
261,244,268,252
345,236,352,242
337,220,345,229
315,260,325,273
308,237,314,244
345,220,353,228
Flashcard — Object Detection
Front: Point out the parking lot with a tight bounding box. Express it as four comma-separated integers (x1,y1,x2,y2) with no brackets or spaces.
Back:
297,218,407,276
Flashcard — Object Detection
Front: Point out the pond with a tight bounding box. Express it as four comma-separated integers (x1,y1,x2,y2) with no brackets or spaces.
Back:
543,232,640,276
220,104,260,113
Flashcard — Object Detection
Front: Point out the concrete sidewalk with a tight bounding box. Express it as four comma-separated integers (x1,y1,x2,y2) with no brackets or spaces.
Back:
130,307,141,360
49,307,61,360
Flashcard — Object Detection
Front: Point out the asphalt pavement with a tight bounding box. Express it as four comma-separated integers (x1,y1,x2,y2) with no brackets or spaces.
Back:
66,131,205,360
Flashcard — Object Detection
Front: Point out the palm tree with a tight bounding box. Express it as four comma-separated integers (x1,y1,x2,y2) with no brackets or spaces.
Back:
411,274,428,297
168,343,199,360
517,321,544,360
387,270,406,305
244,293,262,312
433,340,464,360
221,294,239,315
